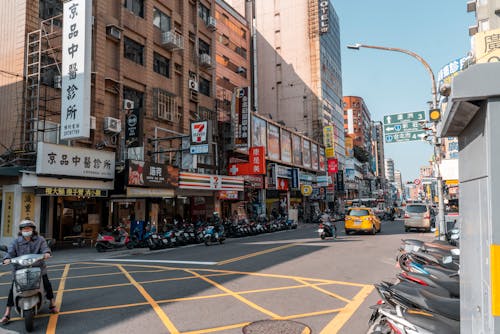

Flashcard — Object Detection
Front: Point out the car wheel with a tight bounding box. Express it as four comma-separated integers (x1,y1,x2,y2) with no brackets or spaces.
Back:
344,229,350,235
377,225,382,233
405,227,409,232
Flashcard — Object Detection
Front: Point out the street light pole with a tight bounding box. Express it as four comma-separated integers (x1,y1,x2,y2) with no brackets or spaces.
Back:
347,43,446,240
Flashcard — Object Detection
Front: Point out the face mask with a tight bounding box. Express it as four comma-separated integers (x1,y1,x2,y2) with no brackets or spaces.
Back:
21,231,33,237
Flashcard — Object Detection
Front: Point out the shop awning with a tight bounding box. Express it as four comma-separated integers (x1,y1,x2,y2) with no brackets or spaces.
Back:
20,172,114,190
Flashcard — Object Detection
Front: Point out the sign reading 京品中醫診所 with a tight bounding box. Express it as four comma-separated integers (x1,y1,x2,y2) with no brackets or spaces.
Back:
61,0,92,140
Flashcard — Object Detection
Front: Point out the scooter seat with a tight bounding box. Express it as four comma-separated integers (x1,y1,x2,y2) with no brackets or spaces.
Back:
404,308,460,334
419,288,460,321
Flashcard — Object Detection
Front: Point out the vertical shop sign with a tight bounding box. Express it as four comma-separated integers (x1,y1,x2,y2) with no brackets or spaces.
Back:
319,147,326,171
126,108,141,147
232,87,250,148
319,0,329,34
336,170,345,192
61,0,92,140
291,168,300,189
3,192,14,237
328,158,338,173
21,192,35,221
323,125,335,158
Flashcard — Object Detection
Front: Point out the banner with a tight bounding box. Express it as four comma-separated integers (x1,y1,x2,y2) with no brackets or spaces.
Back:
232,87,250,148
61,0,92,140
345,136,353,157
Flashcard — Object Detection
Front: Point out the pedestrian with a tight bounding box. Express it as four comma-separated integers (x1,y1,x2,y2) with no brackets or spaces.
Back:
1,220,58,325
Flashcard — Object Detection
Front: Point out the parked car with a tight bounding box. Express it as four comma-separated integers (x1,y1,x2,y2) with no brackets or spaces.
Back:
344,207,381,235
404,204,431,232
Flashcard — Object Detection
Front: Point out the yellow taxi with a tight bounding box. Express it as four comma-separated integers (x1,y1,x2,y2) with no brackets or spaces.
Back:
344,207,381,235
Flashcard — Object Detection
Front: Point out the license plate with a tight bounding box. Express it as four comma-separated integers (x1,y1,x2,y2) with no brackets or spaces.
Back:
354,219,362,225
318,229,324,233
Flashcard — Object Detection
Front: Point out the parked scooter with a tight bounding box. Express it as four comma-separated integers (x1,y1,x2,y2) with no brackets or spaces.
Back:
203,225,225,246
3,252,48,332
95,227,134,252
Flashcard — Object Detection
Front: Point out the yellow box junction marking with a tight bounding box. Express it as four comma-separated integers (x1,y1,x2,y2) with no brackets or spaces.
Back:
492,244,500,316
46,264,70,334
117,264,180,334
216,243,300,265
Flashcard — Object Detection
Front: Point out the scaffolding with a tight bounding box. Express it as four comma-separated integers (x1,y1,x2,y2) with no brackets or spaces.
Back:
22,14,62,164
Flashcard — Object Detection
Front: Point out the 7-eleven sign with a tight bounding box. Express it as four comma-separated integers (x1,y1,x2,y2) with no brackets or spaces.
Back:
191,121,208,144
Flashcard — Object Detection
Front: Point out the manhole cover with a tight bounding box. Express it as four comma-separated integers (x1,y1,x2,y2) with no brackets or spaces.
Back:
242,320,311,334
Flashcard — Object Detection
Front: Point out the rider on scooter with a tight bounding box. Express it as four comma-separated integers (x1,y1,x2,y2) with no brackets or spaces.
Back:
1,220,58,325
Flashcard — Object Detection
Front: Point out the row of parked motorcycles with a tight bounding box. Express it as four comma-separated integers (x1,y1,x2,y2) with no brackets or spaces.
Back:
95,215,298,252
367,221,461,333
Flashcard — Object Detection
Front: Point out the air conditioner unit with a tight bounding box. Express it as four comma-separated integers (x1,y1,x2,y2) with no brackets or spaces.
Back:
207,16,217,31
53,75,62,89
188,79,199,91
103,117,121,133
106,25,122,40
123,99,134,110
90,116,96,130
236,66,246,74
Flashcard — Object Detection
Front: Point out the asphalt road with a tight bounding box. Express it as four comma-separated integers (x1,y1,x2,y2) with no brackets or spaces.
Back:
0,220,435,334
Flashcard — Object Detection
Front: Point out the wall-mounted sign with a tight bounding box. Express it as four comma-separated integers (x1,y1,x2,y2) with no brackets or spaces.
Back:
301,185,312,196
336,170,345,192
228,146,265,176
267,124,280,160
35,187,108,197
219,190,239,200
328,158,338,173
36,142,115,179
179,172,244,191
302,139,311,168
319,147,326,171
126,108,141,147
319,0,329,34
474,28,500,64
127,160,179,188
291,168,300,189
323,125,335,158
3,192,14,237
277,178,289,191
280,130,292,163
232,87,250,148
243,175,264,189
20,192,35,220
191,120,208,144
292,134,302,166
190,144,209,154
251,115,267,152
61,0,92,140
311,143,318,170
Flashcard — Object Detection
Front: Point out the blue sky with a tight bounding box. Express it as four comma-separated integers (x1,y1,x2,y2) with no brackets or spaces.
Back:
333,1,474,182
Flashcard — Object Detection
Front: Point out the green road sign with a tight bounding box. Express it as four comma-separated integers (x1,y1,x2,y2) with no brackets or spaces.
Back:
384,120,424,134
385,130,426,143
383,111,426,125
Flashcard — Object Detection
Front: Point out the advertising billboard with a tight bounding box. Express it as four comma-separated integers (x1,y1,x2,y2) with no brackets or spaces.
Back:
251,115,267,153
281,130,292,163
311,143,318,170
323,125,335,158
267,124,280,160
303,140,311,168
292,134,302,166
319,147,326,171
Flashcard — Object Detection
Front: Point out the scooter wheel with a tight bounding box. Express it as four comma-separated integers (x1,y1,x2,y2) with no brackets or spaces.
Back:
96,244,106,253
24,308,34,332
126,242,134,249
320,233,326,240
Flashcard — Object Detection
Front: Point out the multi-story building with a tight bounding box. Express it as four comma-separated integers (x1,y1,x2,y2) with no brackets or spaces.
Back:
371,121,385,179
394,170,403,201
0,0,232,244
343,96,372,154
385,158,395,183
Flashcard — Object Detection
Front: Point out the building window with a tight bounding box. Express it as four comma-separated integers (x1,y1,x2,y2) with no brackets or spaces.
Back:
124,0,144,18
124,37,144,65
199,38,210,55
123,86,144,109
199,77,210,96
198,3,210,24
153,88,177,122
153,52,170,78
153,8,171,32
39,0,62,19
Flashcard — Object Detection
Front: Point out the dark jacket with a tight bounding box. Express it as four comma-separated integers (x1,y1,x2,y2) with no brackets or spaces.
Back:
3,235,51,275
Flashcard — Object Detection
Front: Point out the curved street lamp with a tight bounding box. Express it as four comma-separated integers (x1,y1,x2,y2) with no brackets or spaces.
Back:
347,43,446,240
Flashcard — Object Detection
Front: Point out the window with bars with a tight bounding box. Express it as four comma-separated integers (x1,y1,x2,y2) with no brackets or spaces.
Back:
154,88,177,122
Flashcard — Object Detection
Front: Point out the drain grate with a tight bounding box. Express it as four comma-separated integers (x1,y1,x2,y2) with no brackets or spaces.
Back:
242,320,311,334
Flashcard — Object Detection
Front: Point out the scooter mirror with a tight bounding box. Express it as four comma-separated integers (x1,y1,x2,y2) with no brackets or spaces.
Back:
442,255,453,264
0,245,7,252
451,248,460,256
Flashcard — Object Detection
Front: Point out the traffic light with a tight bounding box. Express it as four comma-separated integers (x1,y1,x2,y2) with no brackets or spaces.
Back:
429,108,441,122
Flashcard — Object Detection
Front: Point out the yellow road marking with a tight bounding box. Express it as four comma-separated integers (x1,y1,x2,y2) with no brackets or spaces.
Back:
181,322,251,334
302,328,311,334
279,308,343,320
319,284,374,334
184,268,281,319
294,278,352,303
216,243,300,265
117,264,179,334
46,264,70,334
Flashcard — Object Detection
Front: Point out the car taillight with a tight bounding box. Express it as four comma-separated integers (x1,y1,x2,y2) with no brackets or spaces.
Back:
404,213,410,218
424,213,430,219
401,272,428,286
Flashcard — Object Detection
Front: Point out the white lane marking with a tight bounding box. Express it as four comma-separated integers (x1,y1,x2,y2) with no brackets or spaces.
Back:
97,259,217,265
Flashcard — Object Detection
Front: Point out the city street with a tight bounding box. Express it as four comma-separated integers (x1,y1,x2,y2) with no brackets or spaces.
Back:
0,220,434,334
